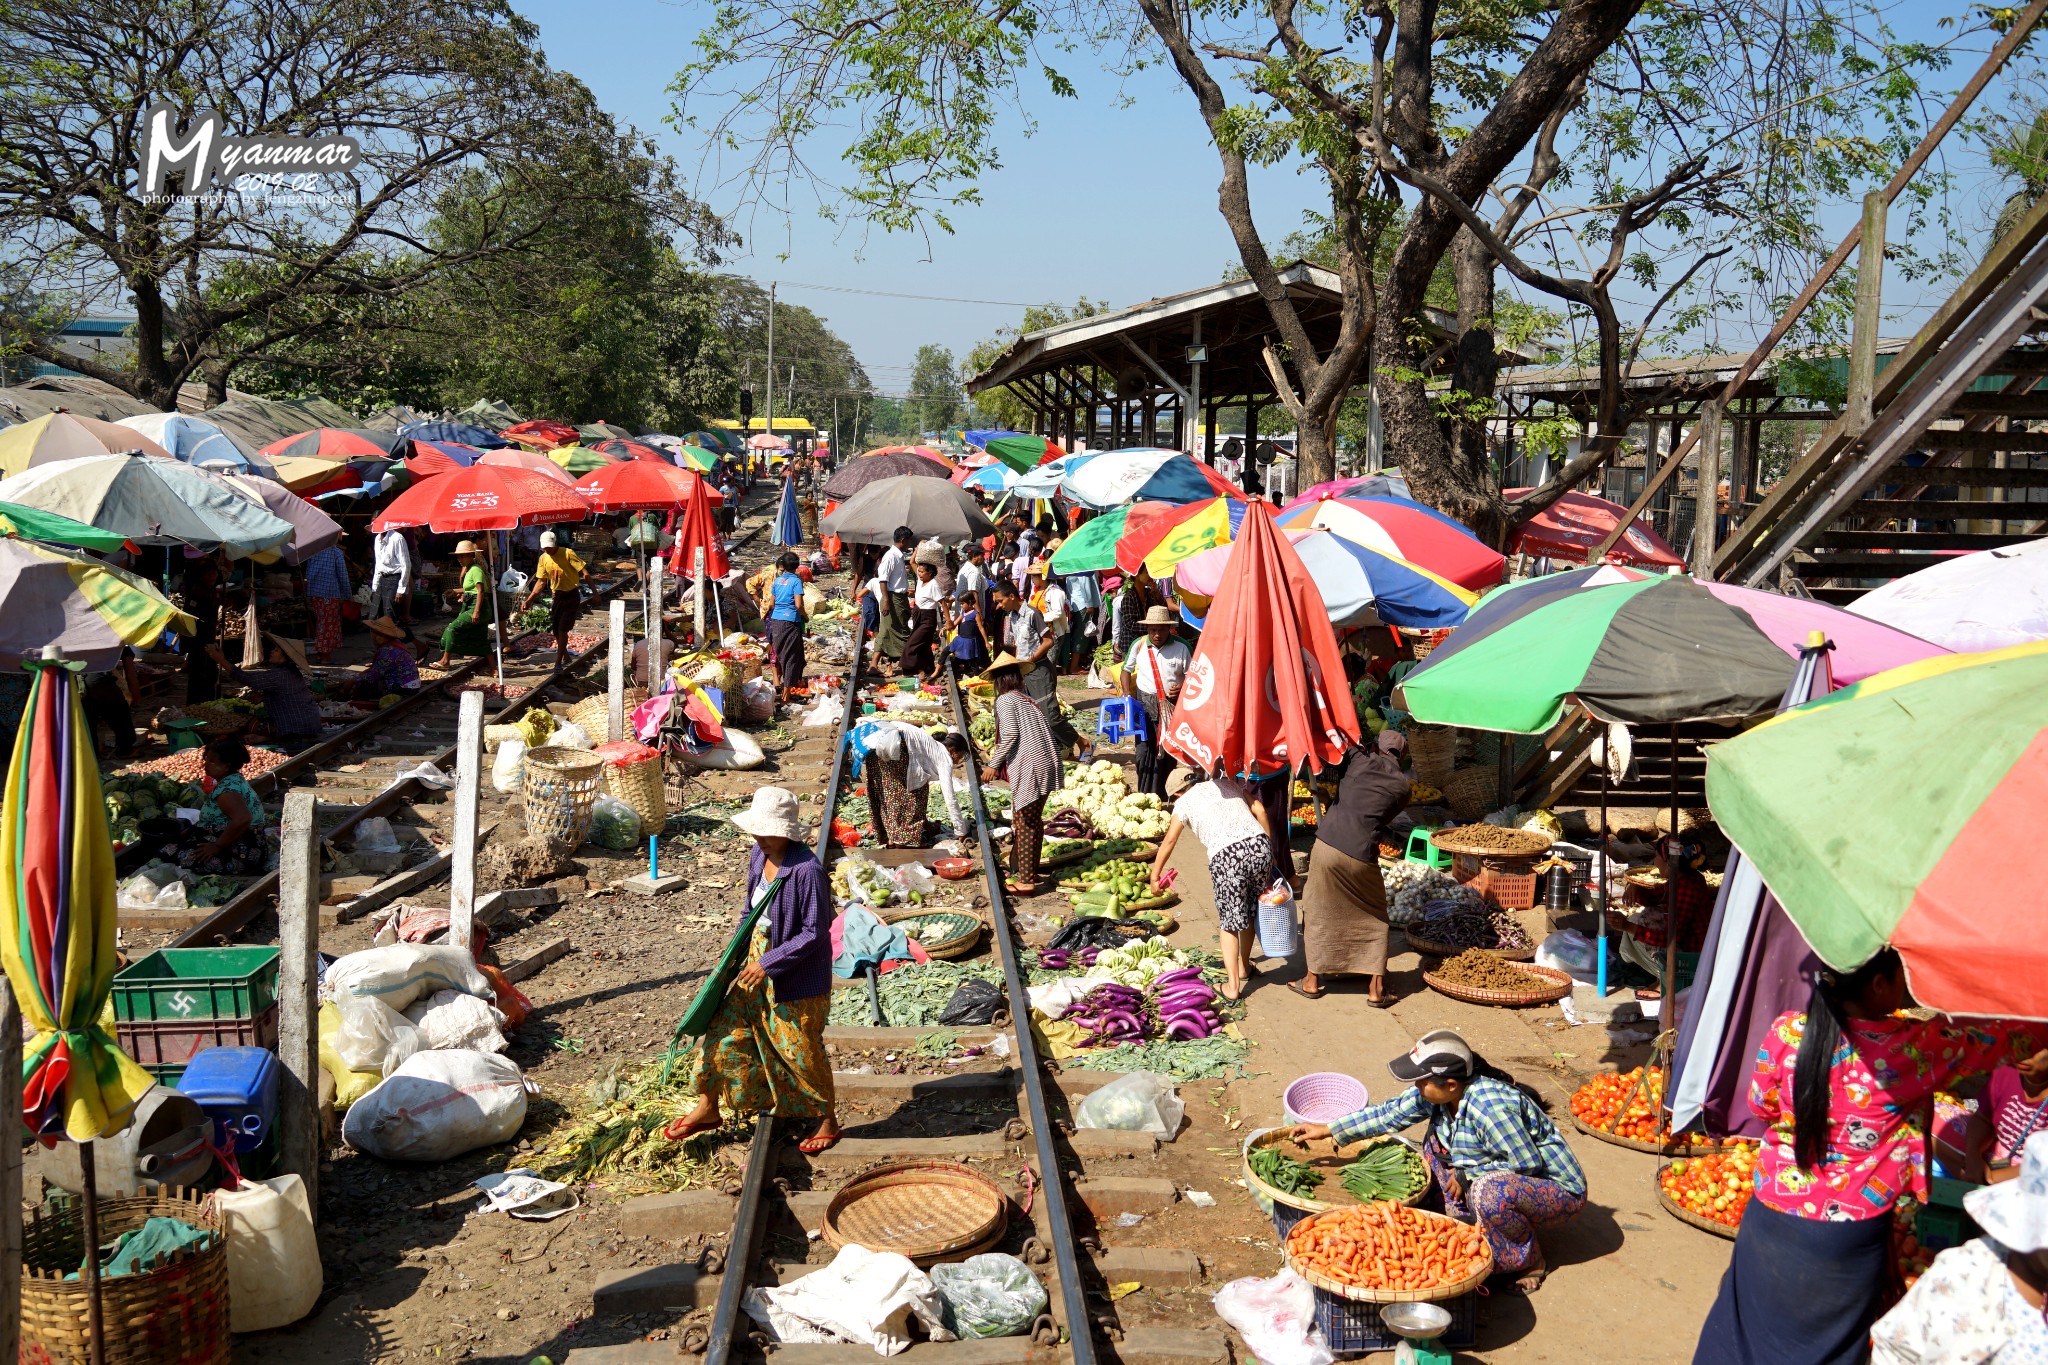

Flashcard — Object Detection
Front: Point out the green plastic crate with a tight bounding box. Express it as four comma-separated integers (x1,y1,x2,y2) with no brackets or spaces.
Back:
111,947,280,1023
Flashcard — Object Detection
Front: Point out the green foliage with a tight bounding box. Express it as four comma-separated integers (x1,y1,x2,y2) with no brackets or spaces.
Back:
963,297,1108,432
908,343,961,435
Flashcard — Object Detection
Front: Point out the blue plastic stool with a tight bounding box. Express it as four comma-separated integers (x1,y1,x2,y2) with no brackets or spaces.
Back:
1403,825,1452,869
1095,696,1147,743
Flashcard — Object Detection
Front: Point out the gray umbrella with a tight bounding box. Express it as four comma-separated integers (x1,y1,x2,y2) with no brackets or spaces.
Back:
821,451,951,500
820,475,995,545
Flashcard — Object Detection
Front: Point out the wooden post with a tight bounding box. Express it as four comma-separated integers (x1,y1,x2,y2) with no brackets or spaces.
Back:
275,789,322,1203
1693,401,1725,578
648,557,665,694
607,599,627,744
693,548,707,646
449,690,485,953
0,976,20,1365
1845,190,1887,435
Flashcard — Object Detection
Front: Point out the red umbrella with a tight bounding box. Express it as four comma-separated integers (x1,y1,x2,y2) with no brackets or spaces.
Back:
405,441,483,479
1505,487,1685,568
500,419,581,451
478,446,578,487
370,465,589,534
592,437,675,465
574,460,721,512
669,478,730,581
258,427,408,460
1162,502,1360,780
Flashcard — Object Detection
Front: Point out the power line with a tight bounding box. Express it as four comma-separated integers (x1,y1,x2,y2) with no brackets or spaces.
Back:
770,279,1061,308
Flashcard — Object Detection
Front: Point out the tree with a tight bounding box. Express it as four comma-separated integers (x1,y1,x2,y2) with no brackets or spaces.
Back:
0,0,724,411
907,343,960,435
674,0,1962,542
963,296,1108,432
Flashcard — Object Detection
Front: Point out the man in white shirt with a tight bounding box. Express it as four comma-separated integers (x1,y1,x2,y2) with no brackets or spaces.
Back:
370,527,412,623
874,525,914,668
1029,560,1069,672
955,541,988,602
1120,604,1192,796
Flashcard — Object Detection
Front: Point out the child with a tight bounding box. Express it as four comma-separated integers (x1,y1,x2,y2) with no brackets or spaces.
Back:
951,592,990,675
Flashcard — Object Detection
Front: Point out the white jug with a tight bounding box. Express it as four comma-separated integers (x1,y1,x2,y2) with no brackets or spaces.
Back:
216,1174,323,1332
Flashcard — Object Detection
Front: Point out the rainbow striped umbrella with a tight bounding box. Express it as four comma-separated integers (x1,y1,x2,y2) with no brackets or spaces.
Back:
1273,494,1506,593
1048,499,1249,576
1706,640,2048,1018
0,654,153,1138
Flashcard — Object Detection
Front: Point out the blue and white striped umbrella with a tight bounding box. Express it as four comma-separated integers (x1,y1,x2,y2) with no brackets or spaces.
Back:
771,477,804,547
959,463,1016,493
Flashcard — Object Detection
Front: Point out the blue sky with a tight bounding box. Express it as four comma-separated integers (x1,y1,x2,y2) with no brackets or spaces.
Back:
514,0,2018,392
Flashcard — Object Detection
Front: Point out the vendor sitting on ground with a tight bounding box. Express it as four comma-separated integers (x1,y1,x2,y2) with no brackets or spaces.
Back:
165,736,269,876
205,636,321,754
350,616,422,701
1290,1028,1586,1293
1617,833,1716,979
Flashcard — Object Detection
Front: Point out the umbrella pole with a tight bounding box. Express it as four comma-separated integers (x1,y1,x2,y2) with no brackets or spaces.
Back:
1664,721,1681,1053
80,1143,104,1365
488,541,505,687
1597,756,1610,998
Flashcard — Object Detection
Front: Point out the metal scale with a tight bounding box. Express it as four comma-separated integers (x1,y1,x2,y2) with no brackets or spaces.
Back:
1381,1302,1455,1365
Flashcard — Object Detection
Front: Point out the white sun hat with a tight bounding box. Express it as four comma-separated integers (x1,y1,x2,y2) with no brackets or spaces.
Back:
1966,1130,2048,1253
731,786,806,841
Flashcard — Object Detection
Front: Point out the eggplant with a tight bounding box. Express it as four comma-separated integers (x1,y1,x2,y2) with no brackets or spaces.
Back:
1165,1017,1210,1040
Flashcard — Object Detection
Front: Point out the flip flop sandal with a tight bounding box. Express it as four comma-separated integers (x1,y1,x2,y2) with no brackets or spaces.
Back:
1285,981,1326,1000
798,1131,842,1155
662,1116,721,1142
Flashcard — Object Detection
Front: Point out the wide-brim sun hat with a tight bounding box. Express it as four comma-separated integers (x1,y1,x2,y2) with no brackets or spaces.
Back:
1965,1131,2048,1253
983,652,1029,681
732,786,806,841
266,634,312,672
366,616,407,641
1141,605,1177,627
453,539,481,556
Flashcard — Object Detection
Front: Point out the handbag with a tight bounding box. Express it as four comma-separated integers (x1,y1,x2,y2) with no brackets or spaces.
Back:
667,875,786,1048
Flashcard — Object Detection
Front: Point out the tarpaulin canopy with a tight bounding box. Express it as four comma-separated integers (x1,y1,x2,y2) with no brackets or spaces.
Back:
1160,502,1359,780
1504,487,1685,568
1706,640,2048,1018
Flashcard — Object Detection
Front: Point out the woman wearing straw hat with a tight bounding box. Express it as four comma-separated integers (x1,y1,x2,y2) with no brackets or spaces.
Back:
663,788,841,1153
435,540,492,667
1871,1130,2048,1362
206,634,321,753
982,654,1061,893
350,616,422,701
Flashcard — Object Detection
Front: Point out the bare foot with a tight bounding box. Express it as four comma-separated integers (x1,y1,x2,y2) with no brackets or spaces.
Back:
1513,1257,1550,1294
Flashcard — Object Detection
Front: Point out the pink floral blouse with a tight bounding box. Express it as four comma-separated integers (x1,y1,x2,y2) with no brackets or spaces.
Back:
1749,1010,2046,1222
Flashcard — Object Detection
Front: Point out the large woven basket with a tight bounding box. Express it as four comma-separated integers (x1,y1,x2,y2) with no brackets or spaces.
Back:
600,745,668,837
1430,825,1554,859
1283,1206,1493,1304
1572,1113,1741,1157
522,746,606,846
1402,932,1537,962
1406,727,1457,789
880,909,983,960
821,1160,1009,1265
567,689,648,744
21,1189,231,1365
1441,766,1499,822
1421,961,1574,1007
1242,1130,1430,1217
1657,1174,1740,1240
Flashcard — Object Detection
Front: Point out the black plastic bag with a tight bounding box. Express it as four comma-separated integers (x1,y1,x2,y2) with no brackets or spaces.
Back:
937,979,1006,1026
1046,916,1153,954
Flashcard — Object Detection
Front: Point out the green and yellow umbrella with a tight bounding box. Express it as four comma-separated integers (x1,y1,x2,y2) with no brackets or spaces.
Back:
1,652,153,1139
1706,640,2048,1018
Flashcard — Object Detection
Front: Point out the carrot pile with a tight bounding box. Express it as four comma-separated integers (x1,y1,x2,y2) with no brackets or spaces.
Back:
1285,1203,1490,1293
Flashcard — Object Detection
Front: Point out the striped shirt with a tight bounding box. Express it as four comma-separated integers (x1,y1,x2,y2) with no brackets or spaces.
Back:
1330,1074,1587,1196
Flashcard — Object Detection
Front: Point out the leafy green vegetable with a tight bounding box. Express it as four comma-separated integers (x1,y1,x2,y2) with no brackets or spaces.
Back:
1060,1034,1255,1082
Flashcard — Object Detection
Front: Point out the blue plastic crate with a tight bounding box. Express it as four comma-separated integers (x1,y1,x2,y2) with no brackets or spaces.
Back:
175,1046,280,1154
1311,1287,1478,1355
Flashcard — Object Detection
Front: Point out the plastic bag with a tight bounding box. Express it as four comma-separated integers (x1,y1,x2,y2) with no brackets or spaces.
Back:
739,677,776,723
929,1254,1047,1340
1212,1269,1336,1365
473,1168,579,1221
550,720,592,751
387,761,453,792
342,1049,529,1162
1257,878,1299,959
317,1002,384,1108
1073,1071,1184,1137
404,989,509,1053
685,729,766,770
118,859,190,910
802,697,844,728
890,862,937,899
589,795,641,850
332,997,422,1077
324,943,496,1012
354,817,400,854
497,568,530,594
491,738,527,794
937,979,1006,1026
1536,928,1601,983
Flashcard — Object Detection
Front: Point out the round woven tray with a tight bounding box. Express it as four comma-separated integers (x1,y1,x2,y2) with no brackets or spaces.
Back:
821,1160,1010,1265
1283,1206,1493,1303
1429,825,1554,858
1657,1180,1740,1240
880,909,983,960
1571,1113,1738,1156
1401,933,1537,963
1041,843,1097,871
1242,1131,1430,1214
1421,961,1573,1007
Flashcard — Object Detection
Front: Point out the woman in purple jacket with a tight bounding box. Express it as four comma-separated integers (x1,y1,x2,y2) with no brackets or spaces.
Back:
664,787,841,1152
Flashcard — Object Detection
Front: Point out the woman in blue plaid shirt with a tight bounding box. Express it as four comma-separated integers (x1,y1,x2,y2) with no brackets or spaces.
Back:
1290,1028,1586,1293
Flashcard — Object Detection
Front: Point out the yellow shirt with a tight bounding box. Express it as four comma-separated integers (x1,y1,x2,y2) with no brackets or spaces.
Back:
535,547,584,592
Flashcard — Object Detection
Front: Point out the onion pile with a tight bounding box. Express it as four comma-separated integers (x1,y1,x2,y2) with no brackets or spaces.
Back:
116,746,292,783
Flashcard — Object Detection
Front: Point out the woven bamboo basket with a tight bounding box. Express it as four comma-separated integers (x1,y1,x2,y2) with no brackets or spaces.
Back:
821,1160,1009,1265
1421,961,1574,1007
1572,1113,1740,1157
21,1189,231,1365
600,747,668,836
1406,727,1458,789
522,746,606,846
1402,932,1537,962
880,909,983,960
567,690,647,742
1430,825,1554,859
1657,1175,1740,1240
1440,766,1499,823
1243,1130,1431,1216
1283,1206,1493,1303
1406,628,1454,661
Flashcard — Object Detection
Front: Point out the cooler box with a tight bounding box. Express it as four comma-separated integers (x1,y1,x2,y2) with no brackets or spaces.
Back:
176,1046,280,1153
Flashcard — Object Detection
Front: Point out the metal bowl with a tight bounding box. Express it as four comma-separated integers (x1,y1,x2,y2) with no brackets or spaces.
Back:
1379,1303,1453,1340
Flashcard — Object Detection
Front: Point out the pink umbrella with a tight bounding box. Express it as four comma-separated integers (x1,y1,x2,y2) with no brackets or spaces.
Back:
1699,580,1949,686
479,446,578,488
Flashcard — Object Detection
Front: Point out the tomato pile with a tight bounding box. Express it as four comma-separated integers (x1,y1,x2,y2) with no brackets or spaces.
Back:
1659,1145,1758,1230
1570,1066,1721,1147
1285,1202,1490,1293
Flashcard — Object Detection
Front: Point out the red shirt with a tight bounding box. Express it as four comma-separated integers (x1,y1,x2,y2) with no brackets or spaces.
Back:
1631,869,1715,952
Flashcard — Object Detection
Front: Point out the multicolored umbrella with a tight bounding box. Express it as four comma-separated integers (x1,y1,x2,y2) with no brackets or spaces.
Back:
1705,640,2048,1018
1161,502,1360,779
1848,536,2048,653
592,437,674,465
670,443,719,473
0,455,295,556
0,540,193,671
258,427,408,460
983,434,1060,473
546,445,619,476
688,428,743,454
222,475,344,566
963,428,1027,450
771,477,804,548
956,462,1016,494
573,460,719,512
0,652,155,1138
1291,471,1412,504
0,502,131,553
478,446,579,487
1174,527,1478,629
398,420,507,449
1273,495,1506,593
1044,498,1249,577
500,419,581,451
1504,487,1685,568
1396,573,1948,733
116,413,267,474
1012,448,1243,509
822,450,950,500
406,441,482,479
865,444,954,467
0,412,172,476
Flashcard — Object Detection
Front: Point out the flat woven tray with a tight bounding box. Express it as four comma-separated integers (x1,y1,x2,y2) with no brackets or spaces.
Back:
822,1160,1010,1265
1570,1114,1742,1156
1429,825,1554,858
880,909,983,960
1402,933,1537,963
1421,962,1573,1007
1283,1206,1493,1303
1242,1131,1429,1214
1657,1180,1740,1241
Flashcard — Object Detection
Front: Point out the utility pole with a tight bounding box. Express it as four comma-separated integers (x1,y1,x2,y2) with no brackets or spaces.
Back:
763,282,776,476
832,395,840,464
